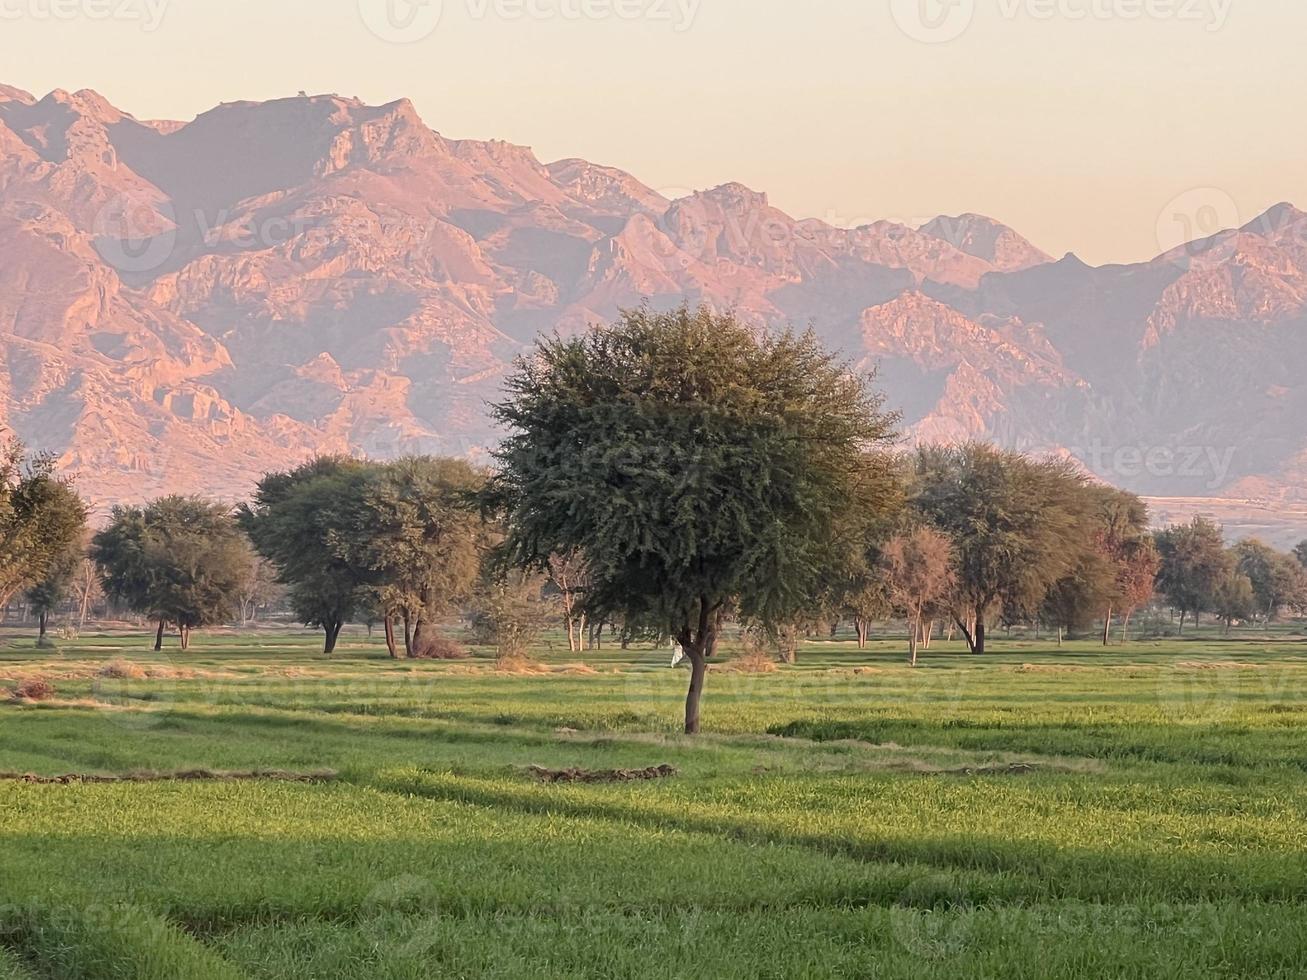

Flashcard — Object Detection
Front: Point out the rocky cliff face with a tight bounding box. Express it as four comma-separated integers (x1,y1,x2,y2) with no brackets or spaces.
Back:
1,86,1305,524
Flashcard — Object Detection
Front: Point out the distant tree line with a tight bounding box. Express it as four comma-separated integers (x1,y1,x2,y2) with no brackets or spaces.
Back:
5,305,1307,734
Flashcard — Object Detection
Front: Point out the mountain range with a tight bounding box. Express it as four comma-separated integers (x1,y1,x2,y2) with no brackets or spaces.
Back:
2,84,1305,541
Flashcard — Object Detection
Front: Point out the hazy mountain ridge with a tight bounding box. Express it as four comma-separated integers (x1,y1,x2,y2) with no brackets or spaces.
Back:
0,86,1305,534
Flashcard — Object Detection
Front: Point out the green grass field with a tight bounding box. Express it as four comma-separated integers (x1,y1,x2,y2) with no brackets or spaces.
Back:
2,624,1306,978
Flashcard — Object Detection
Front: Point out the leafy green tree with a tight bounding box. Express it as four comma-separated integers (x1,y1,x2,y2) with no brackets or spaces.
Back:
240,457,375,653
27,539,83,646
345,457,486,658
910,444,1094,654
0,441,88,615
1042,547,1116,645
487,305,900,733
1213,569,1256,635
92,497,252,650
1233,539,1307,624
1154,517,1230,634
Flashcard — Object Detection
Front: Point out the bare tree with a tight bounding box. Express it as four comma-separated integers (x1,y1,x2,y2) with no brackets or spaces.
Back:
881,527,956,667
548,552,590,653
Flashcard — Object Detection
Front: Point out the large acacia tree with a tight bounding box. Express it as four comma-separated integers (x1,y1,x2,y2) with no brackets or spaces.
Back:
488,305,900,733
92,496,252,650
911,443,1095,654
1155,517,1230,634
0,441,88,617
239,457,373,653
346,457,486,658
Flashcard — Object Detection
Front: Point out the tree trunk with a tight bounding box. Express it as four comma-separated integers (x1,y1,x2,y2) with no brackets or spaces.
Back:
908,614,919,667
402,613,413,656
684,650,707,735
1121,610,1133,644
1178,610,1187,636
973,608,986,655
923,619,934,651
384,615,399,659
324,619,342,654
179,625,191,651
854,617,868,649
1102,606,1113,646
680,597,718,735
577,612,587,652
38,610,48,645
154,618,166,651
1057,626,1064,648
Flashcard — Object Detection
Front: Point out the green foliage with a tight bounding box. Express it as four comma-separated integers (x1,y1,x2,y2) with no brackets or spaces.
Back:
1232,539,1307,621
910,443,1094,651
346,456,486,638
0,440,87,609
91,496,251,647
1212,570,1256,632
242,455,487,655
1155,517,1230,629
240,456,375,651
488,305,900,729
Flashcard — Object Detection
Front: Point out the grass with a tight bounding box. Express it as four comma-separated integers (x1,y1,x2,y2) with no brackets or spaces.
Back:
1,622,1306,977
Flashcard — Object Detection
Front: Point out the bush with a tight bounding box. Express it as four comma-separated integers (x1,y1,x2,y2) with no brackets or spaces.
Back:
11,678,56,701
410,633,469,660
99,659,147,679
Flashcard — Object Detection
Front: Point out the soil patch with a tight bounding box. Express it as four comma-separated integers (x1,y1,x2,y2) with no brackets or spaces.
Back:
526,764,678,783
0,768,337,785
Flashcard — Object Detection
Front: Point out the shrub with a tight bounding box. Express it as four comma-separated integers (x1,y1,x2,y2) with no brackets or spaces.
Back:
11,678,56,701
410,633,469,660
99,659,147,679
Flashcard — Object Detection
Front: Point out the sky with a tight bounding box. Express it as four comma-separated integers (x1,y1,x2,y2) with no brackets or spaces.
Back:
3,0,1304,265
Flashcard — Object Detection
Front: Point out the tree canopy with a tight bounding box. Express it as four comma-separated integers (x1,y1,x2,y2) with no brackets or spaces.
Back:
1155,517,1230,633
487,305,901,732
910,443,1094,653
92,496,252,649
0,441,88,614
240,456,374,653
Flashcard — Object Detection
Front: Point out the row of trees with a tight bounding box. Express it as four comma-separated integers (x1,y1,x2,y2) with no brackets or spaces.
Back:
484,306,1307,732
8,306,1307,734
1156,518,1307,634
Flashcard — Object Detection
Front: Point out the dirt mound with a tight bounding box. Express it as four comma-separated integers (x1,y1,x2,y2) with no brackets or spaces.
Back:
526,764,678,784
935,763,1039,777
98,659,148,679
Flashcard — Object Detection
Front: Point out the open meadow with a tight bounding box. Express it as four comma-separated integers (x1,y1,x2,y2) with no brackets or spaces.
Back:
3,625,1307,978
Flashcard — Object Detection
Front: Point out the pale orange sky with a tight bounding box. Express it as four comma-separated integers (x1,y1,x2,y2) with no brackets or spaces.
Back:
3,0,1302,264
